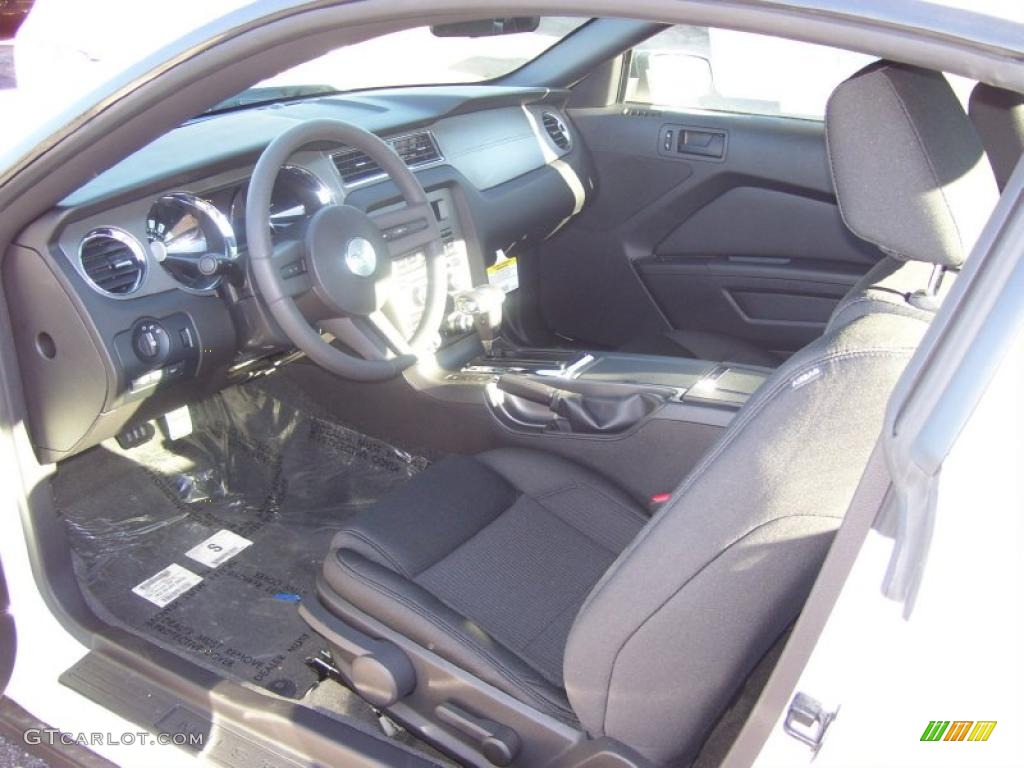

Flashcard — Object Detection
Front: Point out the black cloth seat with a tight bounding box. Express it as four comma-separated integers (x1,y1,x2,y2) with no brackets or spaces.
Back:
322,448,647,724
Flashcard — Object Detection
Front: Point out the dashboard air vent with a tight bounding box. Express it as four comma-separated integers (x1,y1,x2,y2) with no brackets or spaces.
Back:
332,131,442,186
542,112,571,151
332,147,381,185
391,132,441,166
78,228,146,296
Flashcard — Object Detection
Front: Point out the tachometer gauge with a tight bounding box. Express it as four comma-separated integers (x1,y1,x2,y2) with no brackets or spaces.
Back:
146,193,238,291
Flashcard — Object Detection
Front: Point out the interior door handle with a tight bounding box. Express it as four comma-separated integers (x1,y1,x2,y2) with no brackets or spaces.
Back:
678,128,726,158
659,124,728,161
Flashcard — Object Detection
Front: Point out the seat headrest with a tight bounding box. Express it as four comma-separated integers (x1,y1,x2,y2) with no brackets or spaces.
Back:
969,83,1024,191
826,61,998,268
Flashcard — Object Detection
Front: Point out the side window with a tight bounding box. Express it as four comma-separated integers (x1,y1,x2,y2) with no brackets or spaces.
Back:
624,26,875,119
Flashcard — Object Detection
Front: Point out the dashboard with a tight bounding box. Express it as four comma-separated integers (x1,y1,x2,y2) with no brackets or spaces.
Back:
6,85,594,462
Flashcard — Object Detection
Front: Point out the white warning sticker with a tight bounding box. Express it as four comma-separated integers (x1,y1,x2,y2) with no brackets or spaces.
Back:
486,255,519,294
185,529,253,569
132,564,202,608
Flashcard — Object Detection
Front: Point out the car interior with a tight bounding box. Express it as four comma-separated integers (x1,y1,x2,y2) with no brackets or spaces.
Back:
4,14,1023,768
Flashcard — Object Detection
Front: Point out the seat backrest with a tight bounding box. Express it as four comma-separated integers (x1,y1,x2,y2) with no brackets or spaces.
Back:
970,82,1024,191
563,62,999,767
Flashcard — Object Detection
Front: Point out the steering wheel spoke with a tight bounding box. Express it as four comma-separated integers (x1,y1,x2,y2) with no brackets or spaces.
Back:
371,202,440,258
271,237,313,297
366,310,414,354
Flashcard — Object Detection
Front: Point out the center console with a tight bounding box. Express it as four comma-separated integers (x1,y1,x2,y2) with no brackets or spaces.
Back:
453,345,769,417
486,349,770,431
415,335,773,502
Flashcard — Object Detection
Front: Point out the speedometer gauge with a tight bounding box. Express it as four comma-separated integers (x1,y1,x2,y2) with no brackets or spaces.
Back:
270,166,334,233
146,193,238,291
230,165,333,247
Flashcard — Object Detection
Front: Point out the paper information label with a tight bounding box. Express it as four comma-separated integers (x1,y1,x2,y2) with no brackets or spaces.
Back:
132,564,202,608
486,256,519,293
185,529,253,568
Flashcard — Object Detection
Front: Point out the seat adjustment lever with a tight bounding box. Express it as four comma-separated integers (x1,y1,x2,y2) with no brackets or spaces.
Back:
299,600,415,707
435,701,521,766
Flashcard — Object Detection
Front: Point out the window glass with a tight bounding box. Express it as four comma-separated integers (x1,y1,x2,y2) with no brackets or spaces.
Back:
624,26,876,119
224,17,589,109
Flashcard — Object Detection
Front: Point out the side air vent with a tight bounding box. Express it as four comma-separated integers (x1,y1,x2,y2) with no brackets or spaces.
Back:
78,227,146,296
332,131,442,186
542,112,571,151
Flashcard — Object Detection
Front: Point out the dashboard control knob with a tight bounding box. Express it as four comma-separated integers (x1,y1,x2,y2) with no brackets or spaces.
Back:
132,320,170,362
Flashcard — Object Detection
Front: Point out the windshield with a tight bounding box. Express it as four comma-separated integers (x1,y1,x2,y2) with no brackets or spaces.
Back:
208,17,589,112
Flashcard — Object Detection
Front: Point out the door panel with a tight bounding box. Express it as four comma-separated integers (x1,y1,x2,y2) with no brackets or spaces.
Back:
537,106,882,356
657,186,873,264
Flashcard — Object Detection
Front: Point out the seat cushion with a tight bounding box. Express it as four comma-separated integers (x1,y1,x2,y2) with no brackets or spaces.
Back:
619,328,779,367
321,448,647,723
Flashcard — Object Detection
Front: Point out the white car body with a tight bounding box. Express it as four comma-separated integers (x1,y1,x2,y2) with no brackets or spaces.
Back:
1,1,1022,767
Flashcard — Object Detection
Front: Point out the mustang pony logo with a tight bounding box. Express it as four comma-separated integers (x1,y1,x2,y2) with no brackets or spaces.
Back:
920,721,997,742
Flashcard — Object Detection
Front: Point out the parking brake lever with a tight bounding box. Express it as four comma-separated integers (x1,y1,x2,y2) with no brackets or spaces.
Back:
496,374,561,406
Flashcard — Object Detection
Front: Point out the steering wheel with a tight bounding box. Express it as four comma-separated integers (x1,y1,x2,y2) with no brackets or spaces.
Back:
246,119,447,381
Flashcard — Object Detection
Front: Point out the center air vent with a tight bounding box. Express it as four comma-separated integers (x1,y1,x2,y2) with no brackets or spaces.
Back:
542,112,571,151
332,131,442,186
78,227,146,296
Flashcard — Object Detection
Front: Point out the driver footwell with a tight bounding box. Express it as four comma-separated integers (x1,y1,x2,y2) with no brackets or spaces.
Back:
51,378,431,700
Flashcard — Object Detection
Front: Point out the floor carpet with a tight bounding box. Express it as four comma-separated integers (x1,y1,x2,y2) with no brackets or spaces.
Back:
52,378,429,700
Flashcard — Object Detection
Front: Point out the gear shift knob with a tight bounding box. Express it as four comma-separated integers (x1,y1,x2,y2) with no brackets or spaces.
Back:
454,285,506,353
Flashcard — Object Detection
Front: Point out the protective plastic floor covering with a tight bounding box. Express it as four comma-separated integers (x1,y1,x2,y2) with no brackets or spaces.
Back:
52,378,429,699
